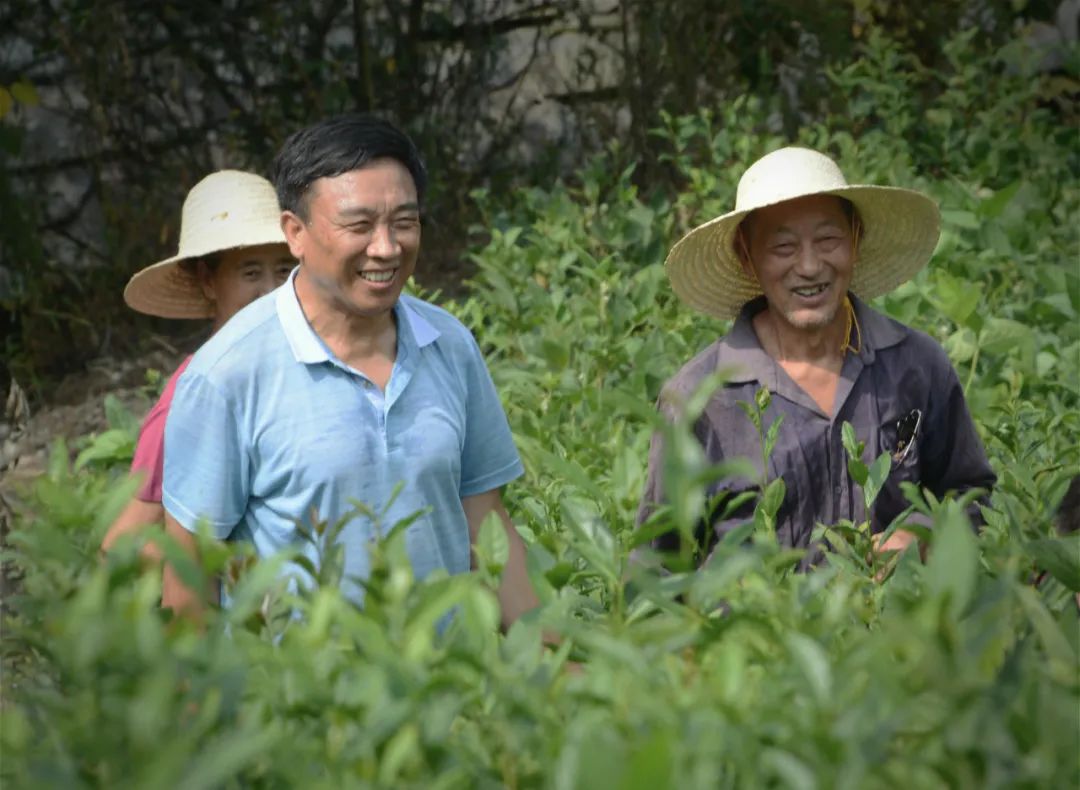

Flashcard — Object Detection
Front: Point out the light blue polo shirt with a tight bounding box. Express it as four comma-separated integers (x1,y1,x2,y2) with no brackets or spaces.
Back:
162,270,523,604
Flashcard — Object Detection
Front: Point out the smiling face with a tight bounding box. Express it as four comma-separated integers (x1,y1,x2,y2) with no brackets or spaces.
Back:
200,243,296,328
740,194,856,333
282,158,421,320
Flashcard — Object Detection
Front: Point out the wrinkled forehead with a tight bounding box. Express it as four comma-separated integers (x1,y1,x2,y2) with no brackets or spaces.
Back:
305,159,420,215
741,194,854,238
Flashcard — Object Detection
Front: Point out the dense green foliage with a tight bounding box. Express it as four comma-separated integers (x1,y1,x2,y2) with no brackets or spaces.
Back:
3,31,1078,788
3,0,1069,392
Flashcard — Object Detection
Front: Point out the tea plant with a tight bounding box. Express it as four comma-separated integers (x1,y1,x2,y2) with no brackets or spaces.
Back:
3,28,1078,789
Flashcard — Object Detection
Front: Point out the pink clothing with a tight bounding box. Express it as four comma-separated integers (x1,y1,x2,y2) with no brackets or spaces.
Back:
130,356,193,502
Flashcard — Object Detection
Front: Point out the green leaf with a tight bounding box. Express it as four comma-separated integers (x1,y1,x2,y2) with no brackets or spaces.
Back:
104,394,139,434
660,425,708,532
93,473,141,534
847,456,868,487
522,439,606,502
175,724,281,790
562,498,617,583
476,511,510,576
979,317,1035,356
74,429,135,470
930,271,981,327
841,421,864,461
925,504,978,619
378,723,421,785
45,437,69,480
976,180,1020,219
785,632,832,704
762,476,786,519
1026,536,1080,592
737,400,761,433
763,413,785,462
544,560,575,590
754,386,771,413
619,730,673,790
943,327,977,364
863,452,892,509
941,208,980,230
540,336,570,371
843,421,869,489
1015,585,1076,665
761,748,817,790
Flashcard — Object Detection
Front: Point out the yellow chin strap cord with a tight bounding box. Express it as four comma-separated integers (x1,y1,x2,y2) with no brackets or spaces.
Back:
841,295,862,355
841,215,862,355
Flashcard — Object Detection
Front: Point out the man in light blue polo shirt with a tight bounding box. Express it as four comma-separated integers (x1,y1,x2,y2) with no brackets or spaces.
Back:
161,115,538,626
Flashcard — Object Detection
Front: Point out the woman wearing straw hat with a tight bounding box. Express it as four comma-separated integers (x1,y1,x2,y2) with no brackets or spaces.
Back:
100,170,295,559
638,146,995,569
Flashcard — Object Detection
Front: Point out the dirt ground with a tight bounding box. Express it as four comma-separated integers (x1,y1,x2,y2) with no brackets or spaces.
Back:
1,343,191,490
0,341,192,610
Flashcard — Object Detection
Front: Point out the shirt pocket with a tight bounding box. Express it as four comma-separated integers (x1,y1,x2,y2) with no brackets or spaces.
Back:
874,411,923,525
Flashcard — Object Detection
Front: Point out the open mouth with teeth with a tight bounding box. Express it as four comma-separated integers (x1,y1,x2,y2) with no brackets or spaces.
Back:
792,283,829,297
359,269,396,283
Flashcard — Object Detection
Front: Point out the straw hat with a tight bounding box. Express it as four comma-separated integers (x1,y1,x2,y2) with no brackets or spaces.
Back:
665,146,941,320
123,170,286,319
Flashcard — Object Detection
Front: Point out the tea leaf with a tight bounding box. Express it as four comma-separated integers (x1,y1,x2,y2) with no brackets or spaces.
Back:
1025,536,1080,592
926,504,978,619
476,511,510,577
863,452,892,510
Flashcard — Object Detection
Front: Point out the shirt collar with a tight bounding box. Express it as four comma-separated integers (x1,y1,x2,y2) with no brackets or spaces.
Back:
398,296,440,348
716,293,906,385
275,268,440,365
849,293,905,365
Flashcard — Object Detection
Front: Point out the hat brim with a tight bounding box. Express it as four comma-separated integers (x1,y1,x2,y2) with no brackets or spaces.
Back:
123,234,289,319
665,185,941,321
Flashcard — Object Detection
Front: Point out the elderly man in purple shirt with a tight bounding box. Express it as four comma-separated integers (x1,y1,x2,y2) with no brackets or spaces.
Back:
639,146,995,566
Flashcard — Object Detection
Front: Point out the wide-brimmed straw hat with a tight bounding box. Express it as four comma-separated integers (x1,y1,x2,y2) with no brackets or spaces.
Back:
123,170,287,319
665,146,941,321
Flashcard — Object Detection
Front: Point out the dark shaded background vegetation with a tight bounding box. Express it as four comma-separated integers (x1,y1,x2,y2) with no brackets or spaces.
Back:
2,4,1079,785
0,0,1075,400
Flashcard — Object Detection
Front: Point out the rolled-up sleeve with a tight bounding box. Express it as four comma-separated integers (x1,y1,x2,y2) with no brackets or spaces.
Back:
162,371,250,539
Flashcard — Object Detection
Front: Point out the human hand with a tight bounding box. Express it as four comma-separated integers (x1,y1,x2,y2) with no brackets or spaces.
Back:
870,528,920,582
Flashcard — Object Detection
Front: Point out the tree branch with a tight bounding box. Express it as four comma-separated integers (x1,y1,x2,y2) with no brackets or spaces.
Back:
417,10,564,43
544,85,622,105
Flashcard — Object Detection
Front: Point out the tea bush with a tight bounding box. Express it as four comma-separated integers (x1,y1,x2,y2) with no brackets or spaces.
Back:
3,31,1078,789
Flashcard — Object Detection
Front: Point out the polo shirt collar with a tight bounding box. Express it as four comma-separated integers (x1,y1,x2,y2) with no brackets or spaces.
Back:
275,268,440,365
849,294,905,365
716,293,906,385
398,297,440,348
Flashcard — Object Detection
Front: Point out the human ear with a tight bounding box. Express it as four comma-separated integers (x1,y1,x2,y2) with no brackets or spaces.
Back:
196,260,216,302
735,225,757,280
280,211,307,261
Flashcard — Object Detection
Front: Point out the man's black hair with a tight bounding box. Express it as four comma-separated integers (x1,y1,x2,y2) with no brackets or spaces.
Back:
271,113,427,219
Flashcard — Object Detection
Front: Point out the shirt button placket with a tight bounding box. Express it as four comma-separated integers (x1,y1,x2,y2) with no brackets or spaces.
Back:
828,421,842,523
833,425,846,519
378,391,387,438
